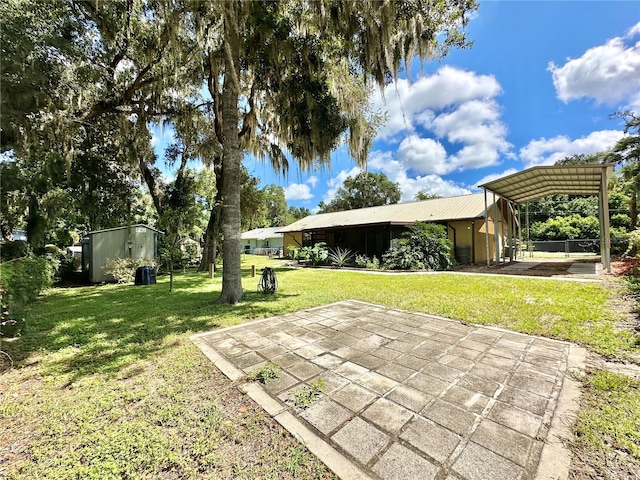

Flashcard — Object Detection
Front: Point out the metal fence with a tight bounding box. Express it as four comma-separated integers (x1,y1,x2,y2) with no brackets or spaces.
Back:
249,247,283,257
521,239,624,258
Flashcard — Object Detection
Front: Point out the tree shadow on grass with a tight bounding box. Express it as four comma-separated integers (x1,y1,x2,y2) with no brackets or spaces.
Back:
2,271,300,384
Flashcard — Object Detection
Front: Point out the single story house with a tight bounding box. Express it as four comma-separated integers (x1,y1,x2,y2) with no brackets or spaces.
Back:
82,224,161,283
277,193,510,264
241,227,284,256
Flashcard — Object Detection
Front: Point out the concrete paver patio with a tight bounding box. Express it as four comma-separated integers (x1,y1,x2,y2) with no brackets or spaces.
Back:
191,300,584,480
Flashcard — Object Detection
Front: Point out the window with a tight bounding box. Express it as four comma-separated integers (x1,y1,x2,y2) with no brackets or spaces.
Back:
303,232,313,247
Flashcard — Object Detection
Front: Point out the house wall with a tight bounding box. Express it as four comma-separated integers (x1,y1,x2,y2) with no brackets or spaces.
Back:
447,220,474,264
290,217,508,266
283,232,303,257
477,206,510,264
242,236,284,254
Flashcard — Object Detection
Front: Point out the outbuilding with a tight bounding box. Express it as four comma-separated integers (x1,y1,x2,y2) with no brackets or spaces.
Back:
241,227,284,256
82,224,161,283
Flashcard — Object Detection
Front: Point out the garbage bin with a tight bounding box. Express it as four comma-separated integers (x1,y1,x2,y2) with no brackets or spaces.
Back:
455,245,471,265
135,266,156,285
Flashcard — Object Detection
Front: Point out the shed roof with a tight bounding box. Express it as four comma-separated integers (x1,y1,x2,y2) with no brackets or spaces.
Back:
479,164,613,204
241,227,284,240
86,224,163,235
277,193,490,233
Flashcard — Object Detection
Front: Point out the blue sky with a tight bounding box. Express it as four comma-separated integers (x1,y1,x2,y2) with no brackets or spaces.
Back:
153,1,640,212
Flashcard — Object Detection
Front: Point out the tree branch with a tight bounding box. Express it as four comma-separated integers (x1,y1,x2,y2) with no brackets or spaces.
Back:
207,51,224,144
238,81,256,139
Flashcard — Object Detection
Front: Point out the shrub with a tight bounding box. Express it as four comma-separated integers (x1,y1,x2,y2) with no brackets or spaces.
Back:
104,257,158,284
58,253,81,282
611,213,632,231
530,214,600,241
625,229,640,257
0,240,31,262
0,256,55,324
354,254,380,269
288,246,305,261
0,288,19,339
298,242,329,266
608,227,627,255
328,247,354,268
354,254,368,268
383,222,454,271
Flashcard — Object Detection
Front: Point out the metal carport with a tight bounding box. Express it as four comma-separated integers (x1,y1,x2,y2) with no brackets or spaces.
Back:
479,164,614,273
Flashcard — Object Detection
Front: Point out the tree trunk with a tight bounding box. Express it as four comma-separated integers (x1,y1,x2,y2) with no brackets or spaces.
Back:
169,259,174,293
26,195,46,251
199,164,223,272
631,190,638,228
199,200,222,271
199,209,215,271
217,1,243,304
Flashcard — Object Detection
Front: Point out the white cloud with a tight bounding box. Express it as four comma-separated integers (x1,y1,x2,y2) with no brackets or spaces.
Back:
284,183,313,201
431,99,511,170
397,135,450,175
372,66,511,174
369,151,470,202
373,66,503,140
519,130,624,167
548,21,640,108
306,175,318,188
473,169,519,190
320,166,362,204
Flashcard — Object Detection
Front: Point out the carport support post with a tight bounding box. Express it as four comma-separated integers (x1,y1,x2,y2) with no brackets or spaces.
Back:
484,189,490,267
526,202,531,257
600,167,611,273
507,201,513,262
517,204,522,260
494,193,500,265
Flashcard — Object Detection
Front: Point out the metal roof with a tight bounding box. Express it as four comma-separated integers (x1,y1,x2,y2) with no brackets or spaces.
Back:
277,193,490,233
479,164,613,204
241,227,284,240
86,224,163,235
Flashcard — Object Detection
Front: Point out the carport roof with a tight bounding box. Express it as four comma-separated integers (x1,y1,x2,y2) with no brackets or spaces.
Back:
479,164,614,204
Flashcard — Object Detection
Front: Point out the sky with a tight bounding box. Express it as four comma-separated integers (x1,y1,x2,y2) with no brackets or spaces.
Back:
153,1,640,212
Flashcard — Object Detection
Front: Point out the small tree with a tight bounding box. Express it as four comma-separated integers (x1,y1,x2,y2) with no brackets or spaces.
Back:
158,171,201,292
383,223,454,271
414,192,441,201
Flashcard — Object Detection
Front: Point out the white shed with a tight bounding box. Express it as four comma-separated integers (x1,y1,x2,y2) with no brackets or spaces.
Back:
82,224,161,283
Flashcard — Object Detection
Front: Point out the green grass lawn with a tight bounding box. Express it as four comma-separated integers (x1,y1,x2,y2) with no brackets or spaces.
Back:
1,256,638,478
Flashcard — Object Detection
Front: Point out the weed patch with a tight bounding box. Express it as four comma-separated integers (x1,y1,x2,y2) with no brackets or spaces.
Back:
247,361,281,384
571,370,640,479
292,379,325,409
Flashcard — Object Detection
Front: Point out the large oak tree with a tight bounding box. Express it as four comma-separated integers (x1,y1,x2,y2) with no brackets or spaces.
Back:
4,0,477,305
